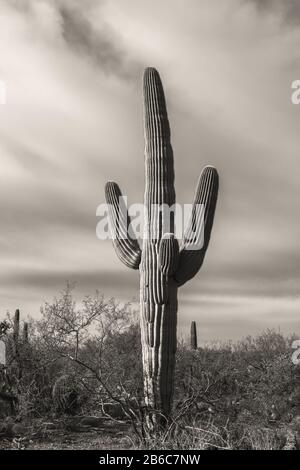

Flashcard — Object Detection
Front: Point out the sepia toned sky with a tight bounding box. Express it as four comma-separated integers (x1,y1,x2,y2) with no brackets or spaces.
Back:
0,0,300,341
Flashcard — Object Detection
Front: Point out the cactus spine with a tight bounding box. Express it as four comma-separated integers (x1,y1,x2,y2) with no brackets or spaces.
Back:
191,321,198,350
105,68,218,424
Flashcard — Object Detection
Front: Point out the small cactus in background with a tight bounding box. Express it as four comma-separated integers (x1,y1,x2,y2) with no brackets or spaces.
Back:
22,323,29,344
6,310,30,380
9,309,21,379
0,311,31,417
191,321,198,350
13,309,20,358
105,68,219,425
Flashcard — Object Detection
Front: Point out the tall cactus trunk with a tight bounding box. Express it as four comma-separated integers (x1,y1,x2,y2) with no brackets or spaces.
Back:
105,67,219,428
190,321,197,350
140,69,177,421
140,276,178,422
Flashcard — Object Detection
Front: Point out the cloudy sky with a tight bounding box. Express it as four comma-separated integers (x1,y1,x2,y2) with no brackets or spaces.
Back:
0,0,300,341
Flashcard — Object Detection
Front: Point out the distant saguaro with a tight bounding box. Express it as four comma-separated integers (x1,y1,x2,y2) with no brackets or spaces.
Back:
13,309,20,360
191,321,198,350
23,322,29,344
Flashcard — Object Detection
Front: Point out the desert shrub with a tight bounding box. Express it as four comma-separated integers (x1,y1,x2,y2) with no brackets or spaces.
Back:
52,374,80,414
1,287,299,450
0,287,143,420
36,285,143,416
172,329,300,449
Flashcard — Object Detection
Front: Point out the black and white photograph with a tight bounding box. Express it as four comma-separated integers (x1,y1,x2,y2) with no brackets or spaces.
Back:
0,0,299,462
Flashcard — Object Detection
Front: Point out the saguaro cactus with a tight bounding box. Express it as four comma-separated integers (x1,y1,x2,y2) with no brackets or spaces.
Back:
22,322,29,344
105,68,218,424
13,309,20,360
191,321,198,350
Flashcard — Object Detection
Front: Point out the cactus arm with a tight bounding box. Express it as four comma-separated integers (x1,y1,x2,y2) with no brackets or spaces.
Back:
105,181,141,269
175,166,218,286
158,233,179,276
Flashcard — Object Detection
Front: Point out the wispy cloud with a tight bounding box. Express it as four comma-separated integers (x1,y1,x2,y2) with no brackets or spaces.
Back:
59,1,140,80
248,0,300,25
